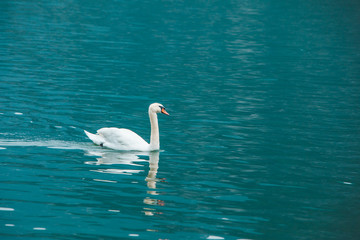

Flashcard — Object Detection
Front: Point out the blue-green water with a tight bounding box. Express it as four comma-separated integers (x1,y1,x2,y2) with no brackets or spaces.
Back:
1,0,360,239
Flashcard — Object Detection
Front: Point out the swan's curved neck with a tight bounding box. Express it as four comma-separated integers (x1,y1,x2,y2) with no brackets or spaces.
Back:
149,111,159,150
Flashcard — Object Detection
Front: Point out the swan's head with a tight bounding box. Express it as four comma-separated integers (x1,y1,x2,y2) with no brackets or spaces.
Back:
149,103,169,115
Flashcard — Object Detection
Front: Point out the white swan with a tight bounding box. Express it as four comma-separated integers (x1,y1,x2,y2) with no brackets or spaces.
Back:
84,103,169,151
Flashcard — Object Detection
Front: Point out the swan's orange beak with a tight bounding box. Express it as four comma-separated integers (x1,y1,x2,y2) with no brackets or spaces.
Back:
161,108,169,115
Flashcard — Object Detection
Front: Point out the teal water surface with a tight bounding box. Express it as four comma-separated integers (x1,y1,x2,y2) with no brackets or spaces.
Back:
1,0,360,239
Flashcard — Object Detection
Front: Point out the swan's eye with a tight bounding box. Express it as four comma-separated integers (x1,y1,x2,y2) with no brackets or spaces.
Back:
159,106,169,115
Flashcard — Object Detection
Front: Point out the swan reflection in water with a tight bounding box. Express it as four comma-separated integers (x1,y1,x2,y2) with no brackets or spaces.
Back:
85,149,147,165
144,151,165,210
85,150,165,212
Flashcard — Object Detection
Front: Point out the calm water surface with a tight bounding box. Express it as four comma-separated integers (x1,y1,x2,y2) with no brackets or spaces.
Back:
1,0,360,239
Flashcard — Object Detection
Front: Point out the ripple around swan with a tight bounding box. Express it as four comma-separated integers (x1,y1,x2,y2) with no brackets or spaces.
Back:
0,139,92,150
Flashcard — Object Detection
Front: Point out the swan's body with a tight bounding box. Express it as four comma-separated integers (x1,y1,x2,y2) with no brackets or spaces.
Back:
84,103,169,151
84,128,150,151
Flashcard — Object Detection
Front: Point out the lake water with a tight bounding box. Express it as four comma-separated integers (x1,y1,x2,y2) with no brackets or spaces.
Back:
1,0,360,239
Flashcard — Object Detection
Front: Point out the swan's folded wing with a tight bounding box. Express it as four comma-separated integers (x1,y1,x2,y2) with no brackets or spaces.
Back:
97,127,149,151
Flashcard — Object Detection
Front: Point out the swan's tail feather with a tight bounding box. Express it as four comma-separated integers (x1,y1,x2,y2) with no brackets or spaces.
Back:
84,130,104,146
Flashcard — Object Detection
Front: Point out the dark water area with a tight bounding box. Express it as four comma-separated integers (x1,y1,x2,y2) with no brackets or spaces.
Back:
1,0,360,239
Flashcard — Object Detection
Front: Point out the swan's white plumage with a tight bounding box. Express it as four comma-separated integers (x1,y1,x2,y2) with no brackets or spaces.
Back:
98,128,149,151
84,103,169,151
84,130,104,146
